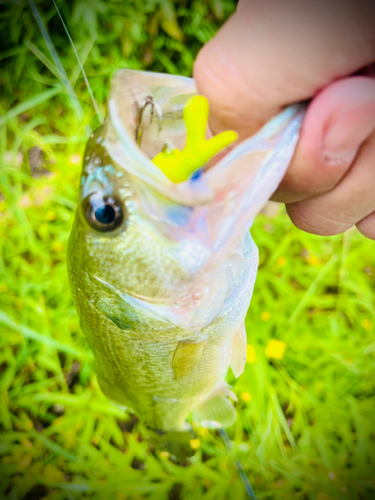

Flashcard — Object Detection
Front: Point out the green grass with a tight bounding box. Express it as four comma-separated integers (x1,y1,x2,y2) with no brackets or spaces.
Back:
1,1,375,499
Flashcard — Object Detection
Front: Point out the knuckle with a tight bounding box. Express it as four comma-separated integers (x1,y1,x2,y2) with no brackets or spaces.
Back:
286,202,351,236
193,44,217,90
273,178,337,204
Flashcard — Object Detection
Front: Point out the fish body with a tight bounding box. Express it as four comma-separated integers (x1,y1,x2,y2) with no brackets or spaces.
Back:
68,70,303,432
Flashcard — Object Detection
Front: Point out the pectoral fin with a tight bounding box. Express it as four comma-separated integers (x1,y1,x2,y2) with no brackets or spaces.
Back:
172,339,207,380
230,323,247,377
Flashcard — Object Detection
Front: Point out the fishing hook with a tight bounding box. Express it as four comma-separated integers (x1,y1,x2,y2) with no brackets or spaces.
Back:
135,95,163,147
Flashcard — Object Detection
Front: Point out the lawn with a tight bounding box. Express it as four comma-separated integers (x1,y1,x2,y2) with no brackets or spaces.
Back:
1,1,375,499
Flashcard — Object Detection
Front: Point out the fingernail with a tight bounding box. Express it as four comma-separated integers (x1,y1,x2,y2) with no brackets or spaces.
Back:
322,96,375,167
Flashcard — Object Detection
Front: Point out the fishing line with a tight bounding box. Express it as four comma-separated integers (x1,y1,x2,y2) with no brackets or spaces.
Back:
52,0,103,124
28,0,86,126
219,429,257,500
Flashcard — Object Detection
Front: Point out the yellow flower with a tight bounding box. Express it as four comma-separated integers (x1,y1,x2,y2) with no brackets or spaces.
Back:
160,451,170,460
241,392,252,403
189,438,201,450
199,428,209,438
261,311,271,322
306,254,320,267
277,256,287,267
362,319,372,331
265,339,287,360
52,242,64,253
246,345,256,364
46,211,56,221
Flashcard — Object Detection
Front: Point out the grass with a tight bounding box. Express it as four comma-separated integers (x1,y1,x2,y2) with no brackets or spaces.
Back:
1,1,375,499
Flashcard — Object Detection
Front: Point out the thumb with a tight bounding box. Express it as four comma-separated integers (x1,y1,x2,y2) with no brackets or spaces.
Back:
193,0,375,141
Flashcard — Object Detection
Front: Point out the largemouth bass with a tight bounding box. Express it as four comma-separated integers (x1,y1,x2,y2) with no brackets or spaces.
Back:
67,70,303,434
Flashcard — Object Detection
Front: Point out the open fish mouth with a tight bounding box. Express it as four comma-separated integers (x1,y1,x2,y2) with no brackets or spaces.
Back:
86,70,305,332
105,70,304,251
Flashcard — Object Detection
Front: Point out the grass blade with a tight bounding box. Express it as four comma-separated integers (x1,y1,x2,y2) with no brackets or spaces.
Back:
27,0,85,124
25,39,62,81
0,87,61,127
52,0,103,123
0,310,92,360
288,254,338,324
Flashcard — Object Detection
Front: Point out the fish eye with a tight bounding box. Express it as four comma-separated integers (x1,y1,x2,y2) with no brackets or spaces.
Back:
83,193,125,232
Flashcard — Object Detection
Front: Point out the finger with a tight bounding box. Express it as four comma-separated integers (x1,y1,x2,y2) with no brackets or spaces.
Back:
272,76,375,203
286,130,375,236
194,0,375,140
356,212,375,240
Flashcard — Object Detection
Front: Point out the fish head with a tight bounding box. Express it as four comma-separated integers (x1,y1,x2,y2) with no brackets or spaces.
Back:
70,124,213,331
69,70,304,332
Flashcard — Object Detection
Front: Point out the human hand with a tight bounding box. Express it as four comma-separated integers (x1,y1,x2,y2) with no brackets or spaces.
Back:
193,0,375,239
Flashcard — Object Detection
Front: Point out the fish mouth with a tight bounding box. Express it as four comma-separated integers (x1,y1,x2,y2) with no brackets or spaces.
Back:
107,70,304,256
99,70,303,331
107,69,304,208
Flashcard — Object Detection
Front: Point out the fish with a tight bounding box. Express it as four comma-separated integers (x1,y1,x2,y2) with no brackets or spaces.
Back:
67,69,304,438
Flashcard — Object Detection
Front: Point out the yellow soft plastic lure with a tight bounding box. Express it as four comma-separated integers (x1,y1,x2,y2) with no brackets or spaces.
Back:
152,95,238,183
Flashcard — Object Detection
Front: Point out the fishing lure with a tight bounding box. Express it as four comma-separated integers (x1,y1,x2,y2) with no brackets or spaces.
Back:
152,94,238,182
67,69,303,448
